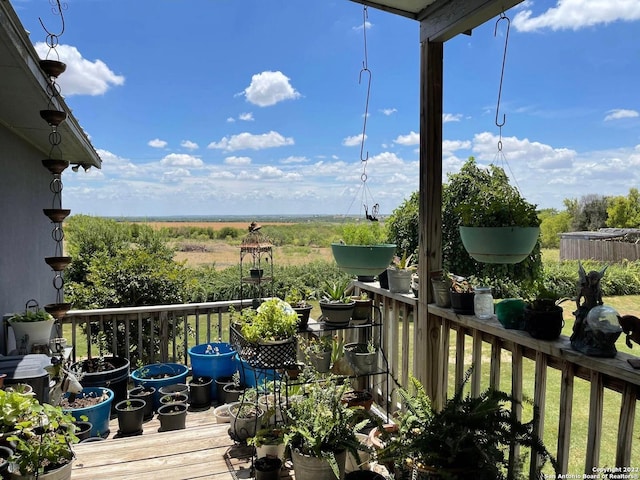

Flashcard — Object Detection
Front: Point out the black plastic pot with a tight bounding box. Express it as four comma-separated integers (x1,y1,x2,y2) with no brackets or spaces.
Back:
450,291,475,315
128,385,156,419
73,420,93,441
115,398,145,436
255,456,282,480
524,305,564,340
188,376,213,410
0,445,13,476
158,403,187,431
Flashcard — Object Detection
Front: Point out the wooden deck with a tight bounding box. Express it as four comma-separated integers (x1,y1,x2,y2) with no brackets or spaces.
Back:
71,407,276,480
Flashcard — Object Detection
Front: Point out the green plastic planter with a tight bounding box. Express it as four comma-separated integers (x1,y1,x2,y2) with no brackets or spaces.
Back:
459,226,540,264
331,243,396,280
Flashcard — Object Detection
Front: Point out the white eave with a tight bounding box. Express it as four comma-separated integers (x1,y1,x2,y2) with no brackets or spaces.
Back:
0,0,101,169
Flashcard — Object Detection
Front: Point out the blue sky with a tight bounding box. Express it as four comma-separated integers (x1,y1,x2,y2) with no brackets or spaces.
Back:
13,0,640,217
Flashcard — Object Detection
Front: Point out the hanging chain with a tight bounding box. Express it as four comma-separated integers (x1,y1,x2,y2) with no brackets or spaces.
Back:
359,6,379,221
494,12,510,152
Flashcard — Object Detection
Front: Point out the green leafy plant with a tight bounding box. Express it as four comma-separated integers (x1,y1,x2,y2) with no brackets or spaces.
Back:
321,280,352,303
389,251,415,270
299,334,334,357
248,426,288,448
236,298,298,343
9,309,53,323
339,222,389,245
449,273,475,293
285,287,315,308
1,389,78,476
378,368,558,480
284,373,371,478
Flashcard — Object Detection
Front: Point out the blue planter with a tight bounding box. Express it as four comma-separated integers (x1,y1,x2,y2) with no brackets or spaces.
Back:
130,363,189,409
63,387,114,438
238,356,279,389
188,343,238,401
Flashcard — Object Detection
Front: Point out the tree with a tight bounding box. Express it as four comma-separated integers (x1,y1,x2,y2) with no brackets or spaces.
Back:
386,191,419,257
569,194,609,231
606,188,640,228
539,209,572,248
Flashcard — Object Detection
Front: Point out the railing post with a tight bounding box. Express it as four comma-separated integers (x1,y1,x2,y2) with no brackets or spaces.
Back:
159,311,169,363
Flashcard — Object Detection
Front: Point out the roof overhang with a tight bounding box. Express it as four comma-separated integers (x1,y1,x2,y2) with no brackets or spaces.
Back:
348,0,524,42
0,1,101,169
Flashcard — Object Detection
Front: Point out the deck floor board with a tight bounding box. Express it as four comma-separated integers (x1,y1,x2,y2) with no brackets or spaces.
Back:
71,407,267,480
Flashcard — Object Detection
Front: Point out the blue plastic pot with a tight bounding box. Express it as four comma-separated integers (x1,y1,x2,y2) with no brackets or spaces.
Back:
188,343,238,401
130,363,189,409
63,387,114,438
238,356,279,389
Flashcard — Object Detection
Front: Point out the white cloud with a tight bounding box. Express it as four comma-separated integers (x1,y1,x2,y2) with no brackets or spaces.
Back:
162,168,190,182
181,140,199,150
443,113,463,123
224,156,252,166
160,153,203,167
343,134,365,147
35,43,124,96
443,139,472,156
381,108,397,116
604,109,639,121
243,71,301,107
207,131,294,152
513,0,640,32
281,156,308,164
394,131,419,146
353,21,372,32
239,112,254,121
226,117,236,123
148,138,167,148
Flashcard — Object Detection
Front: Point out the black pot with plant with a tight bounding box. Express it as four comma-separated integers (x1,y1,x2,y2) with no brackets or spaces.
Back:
188,376,213,410
449,274,475,315
524,289,567,341
254,456,282,480
128,385,156,419
115,398,145,436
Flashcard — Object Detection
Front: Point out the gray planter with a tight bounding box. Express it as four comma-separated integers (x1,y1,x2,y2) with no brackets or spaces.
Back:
344,342,379,375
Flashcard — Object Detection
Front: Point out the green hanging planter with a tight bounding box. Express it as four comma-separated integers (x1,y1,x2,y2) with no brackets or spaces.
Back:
331,243,396,280
459,226,540,264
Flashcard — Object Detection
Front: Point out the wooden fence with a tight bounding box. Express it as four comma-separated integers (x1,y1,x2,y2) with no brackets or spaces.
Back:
560,238,640,262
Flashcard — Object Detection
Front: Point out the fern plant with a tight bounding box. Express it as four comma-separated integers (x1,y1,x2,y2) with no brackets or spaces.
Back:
378,367,558,479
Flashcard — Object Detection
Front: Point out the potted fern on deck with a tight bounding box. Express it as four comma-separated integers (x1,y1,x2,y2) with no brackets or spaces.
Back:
378,368,558,480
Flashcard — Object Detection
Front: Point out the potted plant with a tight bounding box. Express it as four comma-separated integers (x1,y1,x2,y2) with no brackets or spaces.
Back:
187,342,237,404
449,273,475,315
299,334,334,373
60,387,114,439
130,362,190,409
157,402,187,432
319,280,356,328
285,288,314,330
351,292,372,324
254,456,282,480
331,222,396,281
228,401,265,442
115,398,145,436
456,172,540,264
2,389,78,479
386,252,416,294
378,368,558,480
248,426,288,461
343,340,379,375
188,376,213,410
128,385,156,420
222,371,246,404
235,298,298,344
429,270,451,308
7,303,55,355
524,285,568,341
69,345,131,414
284,374,370,480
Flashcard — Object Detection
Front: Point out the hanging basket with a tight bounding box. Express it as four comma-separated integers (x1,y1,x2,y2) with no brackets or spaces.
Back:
331,243,396,280
459,226,539,264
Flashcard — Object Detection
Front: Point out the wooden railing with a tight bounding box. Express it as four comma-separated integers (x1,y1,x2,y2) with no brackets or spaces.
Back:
61,300,246,365
62,287,640,474
352,280,640,477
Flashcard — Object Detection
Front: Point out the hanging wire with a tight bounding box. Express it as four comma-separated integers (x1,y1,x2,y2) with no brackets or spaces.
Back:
39,0,67,60
494,12,510,150
359,6,371,163
492,11,522,193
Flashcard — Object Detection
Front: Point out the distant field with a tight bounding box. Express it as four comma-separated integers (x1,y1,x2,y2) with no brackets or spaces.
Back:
142,221,291,231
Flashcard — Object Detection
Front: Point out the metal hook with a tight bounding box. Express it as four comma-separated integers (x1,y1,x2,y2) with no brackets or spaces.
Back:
494,12,510,129
39,0,67,40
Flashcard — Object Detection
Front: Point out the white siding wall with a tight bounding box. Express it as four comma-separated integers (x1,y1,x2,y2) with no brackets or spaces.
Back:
0,125,59,351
